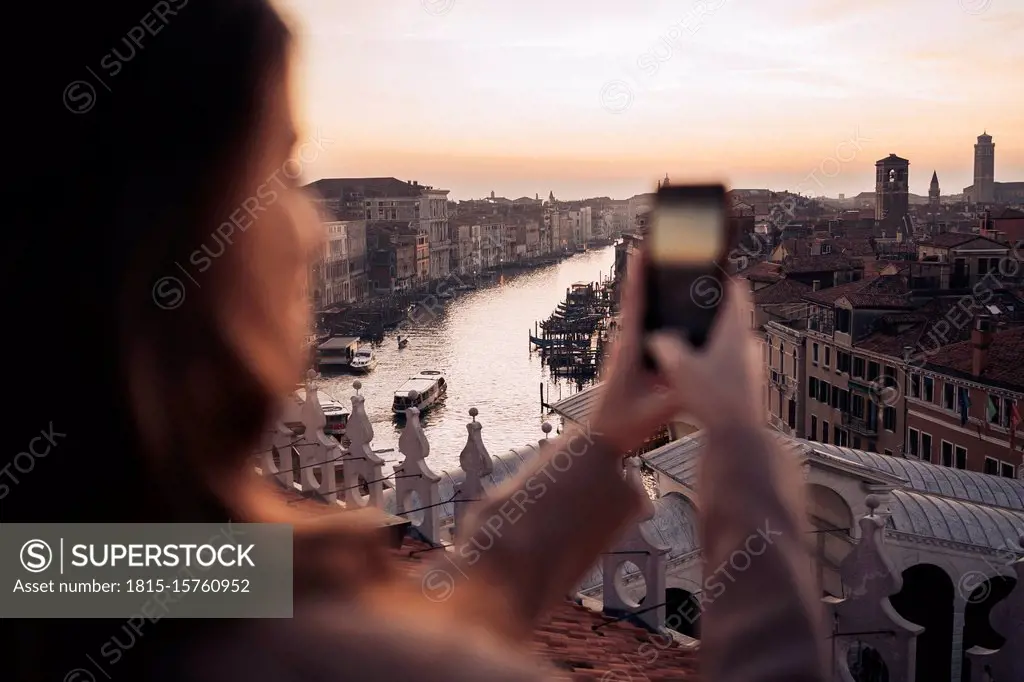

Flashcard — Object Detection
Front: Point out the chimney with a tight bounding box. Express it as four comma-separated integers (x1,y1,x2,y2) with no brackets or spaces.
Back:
971,315,993,377
812,280,821,291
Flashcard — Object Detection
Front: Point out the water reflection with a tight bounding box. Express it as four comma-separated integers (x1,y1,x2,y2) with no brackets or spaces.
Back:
320,246,615,472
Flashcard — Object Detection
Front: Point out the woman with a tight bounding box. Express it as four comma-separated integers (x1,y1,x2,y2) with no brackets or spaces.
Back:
5,1,824,680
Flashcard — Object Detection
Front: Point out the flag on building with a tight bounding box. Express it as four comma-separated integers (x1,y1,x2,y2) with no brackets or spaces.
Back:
987,396,998,425
1010,401,1022,454
959,389,972,427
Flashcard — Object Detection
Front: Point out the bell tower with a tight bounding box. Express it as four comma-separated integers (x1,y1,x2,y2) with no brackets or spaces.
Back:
973,132,995,204
875,154,910,225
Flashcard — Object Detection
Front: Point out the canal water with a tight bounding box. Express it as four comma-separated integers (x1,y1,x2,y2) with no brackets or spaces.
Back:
319,245,615,472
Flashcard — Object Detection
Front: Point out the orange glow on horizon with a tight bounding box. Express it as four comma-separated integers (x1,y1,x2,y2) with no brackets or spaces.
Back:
281,0,1024,200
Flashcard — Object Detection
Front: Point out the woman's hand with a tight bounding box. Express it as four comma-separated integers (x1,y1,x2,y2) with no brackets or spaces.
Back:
589,251,682,455
647,277,764,434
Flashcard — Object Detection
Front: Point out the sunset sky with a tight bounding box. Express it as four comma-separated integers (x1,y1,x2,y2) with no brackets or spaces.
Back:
279,0,1023,201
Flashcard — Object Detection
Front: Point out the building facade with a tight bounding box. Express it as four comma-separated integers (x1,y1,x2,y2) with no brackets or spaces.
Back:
366,221,419,292
321,220,352,306
305,177,451,281
345,219,368,302
906,320,1023,477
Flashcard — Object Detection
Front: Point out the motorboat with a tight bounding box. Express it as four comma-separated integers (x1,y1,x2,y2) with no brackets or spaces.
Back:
315,335,360,372
392,370,447,414
398,336,409,349
349,346,377,373
290,388,350,437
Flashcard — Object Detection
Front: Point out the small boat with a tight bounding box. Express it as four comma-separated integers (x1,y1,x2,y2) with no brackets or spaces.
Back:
290,388,350,437
315,335,361,372
437,290,455,300
530,334,588,349
530,334,553,348
392,370,447,414
398,336,409,349
349,346,377,373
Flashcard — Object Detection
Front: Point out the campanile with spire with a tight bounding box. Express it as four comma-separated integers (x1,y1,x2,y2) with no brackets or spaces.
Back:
929,171,940,209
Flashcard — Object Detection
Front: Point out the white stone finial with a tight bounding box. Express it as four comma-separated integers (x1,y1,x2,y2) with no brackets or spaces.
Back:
459,408,493,479
342,386,384,508
399,405,429,465
601,456,669,631
827,498,923,681
352,380,362,395
454,408,494,539
624,457,655,521
394,403,442,544
300,373,326,434
294,376,343,505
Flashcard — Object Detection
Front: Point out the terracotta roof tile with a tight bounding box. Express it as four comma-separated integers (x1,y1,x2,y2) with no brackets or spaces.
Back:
753,278,813,304
283,493,700,679
923,232,1003,248
803,275,912,309
736,260,783,283
923,326,1024,390
856,295,1024,358
833,237,876,257
783,253,860,273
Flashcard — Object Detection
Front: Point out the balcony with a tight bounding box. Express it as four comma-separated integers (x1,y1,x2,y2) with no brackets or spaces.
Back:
842,412,878,436
847,377,877,395
764,368,798,395
768,413,792,435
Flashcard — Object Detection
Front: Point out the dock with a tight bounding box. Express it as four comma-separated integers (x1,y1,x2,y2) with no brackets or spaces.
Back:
529,278,617,384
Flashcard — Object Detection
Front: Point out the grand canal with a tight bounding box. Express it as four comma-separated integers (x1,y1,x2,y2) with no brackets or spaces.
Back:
318,245,615,472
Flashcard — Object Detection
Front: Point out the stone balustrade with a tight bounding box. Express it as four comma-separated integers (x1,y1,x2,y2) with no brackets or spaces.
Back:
825,495,923,681
966,536,1024,682
256,381,1023,680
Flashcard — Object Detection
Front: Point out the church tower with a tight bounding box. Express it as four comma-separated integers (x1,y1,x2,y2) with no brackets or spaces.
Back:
973,132,995,204
875,154,910,224
929,171,940,209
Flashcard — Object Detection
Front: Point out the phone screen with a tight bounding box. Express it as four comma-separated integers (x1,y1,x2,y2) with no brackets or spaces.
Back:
643,186,728,350
648,201,725,266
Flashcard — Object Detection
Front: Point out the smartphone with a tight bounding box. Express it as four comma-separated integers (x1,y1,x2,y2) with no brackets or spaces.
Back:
643,183,732,354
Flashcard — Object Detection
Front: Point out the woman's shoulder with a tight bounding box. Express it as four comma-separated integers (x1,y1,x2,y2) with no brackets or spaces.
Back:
160,600,547,682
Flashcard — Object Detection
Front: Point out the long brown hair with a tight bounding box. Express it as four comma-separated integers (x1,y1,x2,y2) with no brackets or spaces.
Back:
5,1,389,678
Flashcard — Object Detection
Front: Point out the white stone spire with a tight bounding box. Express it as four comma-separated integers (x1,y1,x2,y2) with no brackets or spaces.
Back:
394,393,443,544
343,380,385,508
454,408,493,538
828,495,922,681
297,369,344,504
601,457,669,631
